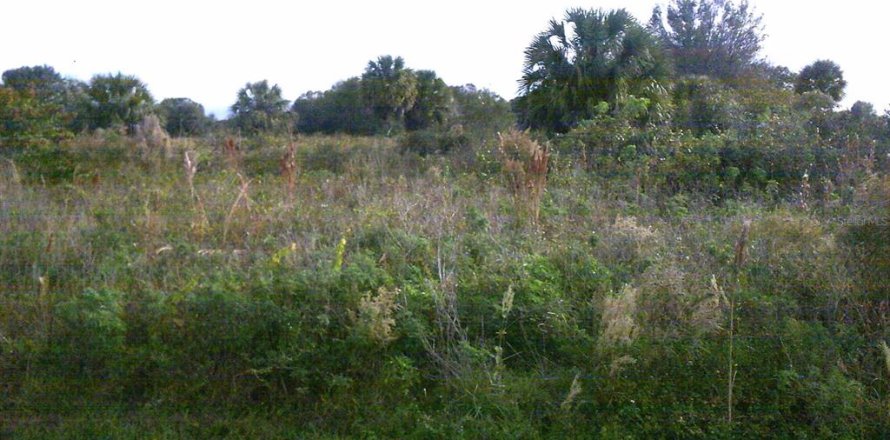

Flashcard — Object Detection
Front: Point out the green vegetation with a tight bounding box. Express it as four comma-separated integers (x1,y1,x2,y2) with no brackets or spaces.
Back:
157,98,210,137
1,1,888,438
230,80,291,135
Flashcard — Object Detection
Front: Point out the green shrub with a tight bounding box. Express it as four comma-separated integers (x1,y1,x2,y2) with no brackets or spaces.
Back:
398,127,469,156
52,288,126,376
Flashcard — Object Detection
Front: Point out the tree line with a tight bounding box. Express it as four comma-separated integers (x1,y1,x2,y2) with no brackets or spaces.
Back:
0,57,512,145
0,0,885,149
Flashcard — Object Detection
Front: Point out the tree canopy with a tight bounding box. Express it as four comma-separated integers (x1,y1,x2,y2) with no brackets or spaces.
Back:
795,60,847,102
404,70,453,131
157,97,209,137
2,65,66,98
649,0,765,81
230,80,290,134
82,73,155,131
362,55,418,133
293,78,383,135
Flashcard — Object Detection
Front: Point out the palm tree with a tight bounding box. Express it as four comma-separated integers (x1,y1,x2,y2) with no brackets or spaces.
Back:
516,8,670,133
85,73,155,131
794,60,847,103
231,80,290,134
361,56,418,134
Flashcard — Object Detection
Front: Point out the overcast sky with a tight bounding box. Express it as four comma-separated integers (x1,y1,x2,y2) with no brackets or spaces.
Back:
2,0,888,117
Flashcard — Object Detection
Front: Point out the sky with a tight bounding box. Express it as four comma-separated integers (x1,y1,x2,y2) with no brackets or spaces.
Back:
2,0,889,118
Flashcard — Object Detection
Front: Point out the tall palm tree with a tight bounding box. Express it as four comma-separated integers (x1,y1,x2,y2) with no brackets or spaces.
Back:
231,80,290,134
517,8,670,133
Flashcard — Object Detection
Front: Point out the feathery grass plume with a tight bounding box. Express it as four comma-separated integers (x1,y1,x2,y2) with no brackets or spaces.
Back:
561,373,582,411
353,287,401,345
497,129,549,225
709,275,730,307
499,285,515,320
600,284,639,348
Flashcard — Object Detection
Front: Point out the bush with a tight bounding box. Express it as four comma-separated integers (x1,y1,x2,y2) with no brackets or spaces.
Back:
398,126,468,156
0,87,71,149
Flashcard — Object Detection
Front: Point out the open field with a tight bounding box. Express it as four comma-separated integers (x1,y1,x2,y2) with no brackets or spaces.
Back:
1,130,887,438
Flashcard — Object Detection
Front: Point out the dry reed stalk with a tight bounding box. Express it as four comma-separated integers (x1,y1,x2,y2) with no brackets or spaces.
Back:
711,275,736,425
183,151,209,233
2,158,21,185
280,142,298,202
223,136,241,170
420,271,470,380
734,219,752,269
222,173,253,243
37,275,51,338
560,373,583,410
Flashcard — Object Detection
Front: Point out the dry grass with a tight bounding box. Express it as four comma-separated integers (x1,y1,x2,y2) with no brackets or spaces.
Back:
560,373,582,410
609,355,637,377
498,129,549,225
734,219,752,268
133,114,171,159
595,215,661,268
600,285,640,348
280,142,298,203
223,136,241,170
221,173,253,244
